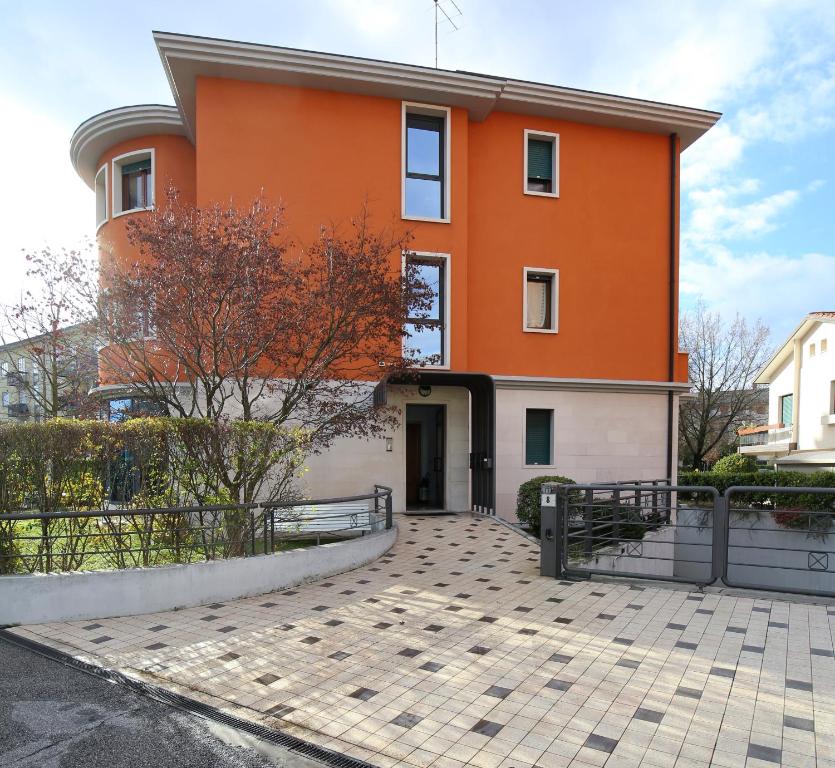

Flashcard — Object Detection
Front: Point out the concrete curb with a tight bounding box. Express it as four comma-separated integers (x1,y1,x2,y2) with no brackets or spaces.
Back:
0,524,397,626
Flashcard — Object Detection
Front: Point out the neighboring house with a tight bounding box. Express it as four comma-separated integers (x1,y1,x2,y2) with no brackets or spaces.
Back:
739,312,835,471
69,31,719,519
0,347,35,421
0,325,98,422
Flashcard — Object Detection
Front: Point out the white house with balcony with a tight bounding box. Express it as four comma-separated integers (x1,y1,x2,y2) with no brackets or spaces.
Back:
739,312,835,470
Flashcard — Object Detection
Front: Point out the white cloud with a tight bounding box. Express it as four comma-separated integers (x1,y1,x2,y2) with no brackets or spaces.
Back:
0,90,94,311
685,186,800,247
681,246,835,341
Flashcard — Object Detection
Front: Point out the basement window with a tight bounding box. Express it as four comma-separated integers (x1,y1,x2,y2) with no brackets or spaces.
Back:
112,149,154,216
524,130,559,197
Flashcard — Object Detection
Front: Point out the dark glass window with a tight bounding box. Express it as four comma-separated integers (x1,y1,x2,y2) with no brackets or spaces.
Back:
406,257,445,365
526,137,554,193
405,114,444,218
525,409,553,465
120,158,151,211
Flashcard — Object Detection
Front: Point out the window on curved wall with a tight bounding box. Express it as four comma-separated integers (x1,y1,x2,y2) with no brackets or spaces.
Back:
95,165,108,229
112,149,154,216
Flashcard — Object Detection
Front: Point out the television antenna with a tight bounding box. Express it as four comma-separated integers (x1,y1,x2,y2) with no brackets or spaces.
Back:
433,0,462,68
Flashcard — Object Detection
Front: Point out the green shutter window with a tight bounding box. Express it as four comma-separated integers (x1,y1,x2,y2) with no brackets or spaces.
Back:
121,158,151,175
780,394,793,426
527,139,553,181
525,409,553,465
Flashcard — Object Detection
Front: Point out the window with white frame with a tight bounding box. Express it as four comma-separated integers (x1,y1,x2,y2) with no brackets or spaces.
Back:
95,164,108,228
1,392,8,407
17,357,25,373
112,149,154,215
403,104,450,221
404,253,448,366
523,268,558,333
524,130,559,197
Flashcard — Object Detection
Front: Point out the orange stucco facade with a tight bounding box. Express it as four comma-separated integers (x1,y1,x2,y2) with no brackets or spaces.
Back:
96,75,682,383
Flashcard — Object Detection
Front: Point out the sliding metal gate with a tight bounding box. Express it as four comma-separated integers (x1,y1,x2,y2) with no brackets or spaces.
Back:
541,482,835,597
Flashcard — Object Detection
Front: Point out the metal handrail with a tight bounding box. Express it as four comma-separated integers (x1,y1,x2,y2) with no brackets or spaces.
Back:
0,485,394,575
0,503,257,523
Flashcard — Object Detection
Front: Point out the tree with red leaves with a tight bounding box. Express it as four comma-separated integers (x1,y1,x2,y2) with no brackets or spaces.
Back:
97,190,433,451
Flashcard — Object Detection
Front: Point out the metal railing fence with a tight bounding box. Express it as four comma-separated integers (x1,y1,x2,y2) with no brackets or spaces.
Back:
541,481,835,597
0,485,392,576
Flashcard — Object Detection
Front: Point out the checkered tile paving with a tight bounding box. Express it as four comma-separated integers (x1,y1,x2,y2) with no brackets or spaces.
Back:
11,514,835,768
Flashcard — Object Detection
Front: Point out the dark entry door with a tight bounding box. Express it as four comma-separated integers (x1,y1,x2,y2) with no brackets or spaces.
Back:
406,403,445,509
406,422,422,506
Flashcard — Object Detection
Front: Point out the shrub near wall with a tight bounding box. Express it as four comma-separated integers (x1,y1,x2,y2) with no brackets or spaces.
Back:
516,475,575,536
0,418,306,574
678,470,835,531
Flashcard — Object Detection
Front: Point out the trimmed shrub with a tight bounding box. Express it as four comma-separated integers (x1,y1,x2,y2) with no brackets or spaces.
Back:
516,475,575,536
677,469,835,529
712,453,758,474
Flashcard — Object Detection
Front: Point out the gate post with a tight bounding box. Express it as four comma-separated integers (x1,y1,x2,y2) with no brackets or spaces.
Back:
540,483,562,578
711,490,728,584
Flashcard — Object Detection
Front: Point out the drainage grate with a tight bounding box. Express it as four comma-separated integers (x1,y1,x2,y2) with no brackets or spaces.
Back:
0,629,379,768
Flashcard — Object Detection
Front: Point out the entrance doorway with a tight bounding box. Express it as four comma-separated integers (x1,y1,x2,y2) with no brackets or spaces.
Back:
405,404,445,509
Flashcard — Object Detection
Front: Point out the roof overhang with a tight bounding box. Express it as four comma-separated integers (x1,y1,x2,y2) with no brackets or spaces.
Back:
70,104,188,189
755,313,835,384
153,31,720,149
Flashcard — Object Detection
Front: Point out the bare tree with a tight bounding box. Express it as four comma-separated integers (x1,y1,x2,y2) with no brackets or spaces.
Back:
2,248,99,419
679,302,771,469
97,190,433,451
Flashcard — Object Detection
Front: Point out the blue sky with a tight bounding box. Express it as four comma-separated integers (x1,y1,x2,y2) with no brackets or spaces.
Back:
2,0,835,344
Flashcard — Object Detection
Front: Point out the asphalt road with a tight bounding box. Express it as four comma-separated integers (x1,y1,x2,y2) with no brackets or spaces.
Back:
0,637,325,768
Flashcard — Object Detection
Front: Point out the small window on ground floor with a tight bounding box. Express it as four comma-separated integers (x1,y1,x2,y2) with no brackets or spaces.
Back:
525,408,553,465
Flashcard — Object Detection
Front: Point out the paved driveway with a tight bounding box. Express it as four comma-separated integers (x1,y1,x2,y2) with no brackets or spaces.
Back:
10,514,835,768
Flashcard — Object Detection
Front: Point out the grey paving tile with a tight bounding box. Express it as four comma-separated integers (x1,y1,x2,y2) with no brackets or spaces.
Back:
470,720,504,737
634,708,664,724
747,744,782,763
784,715,814,732
584,733,619,753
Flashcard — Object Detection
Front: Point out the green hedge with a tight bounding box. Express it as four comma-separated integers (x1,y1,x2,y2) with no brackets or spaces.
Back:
678,469,835,511
515,475,575,535
0,418,307,574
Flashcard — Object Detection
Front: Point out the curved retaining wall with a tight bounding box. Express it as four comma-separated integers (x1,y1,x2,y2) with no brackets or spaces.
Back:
0,525,397,626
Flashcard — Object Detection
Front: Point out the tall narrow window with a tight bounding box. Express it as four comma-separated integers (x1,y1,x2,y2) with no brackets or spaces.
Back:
405,254,446,366
780,394,793,427
1,392,8,407
525,409,553,465
404,106,448,220
524,130,559,197
523,268,558,332
113,150,154,215
122,159,151,211
95,165,108,229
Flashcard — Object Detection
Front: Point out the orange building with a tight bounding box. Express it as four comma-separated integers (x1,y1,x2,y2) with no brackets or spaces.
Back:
70,32,720,520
